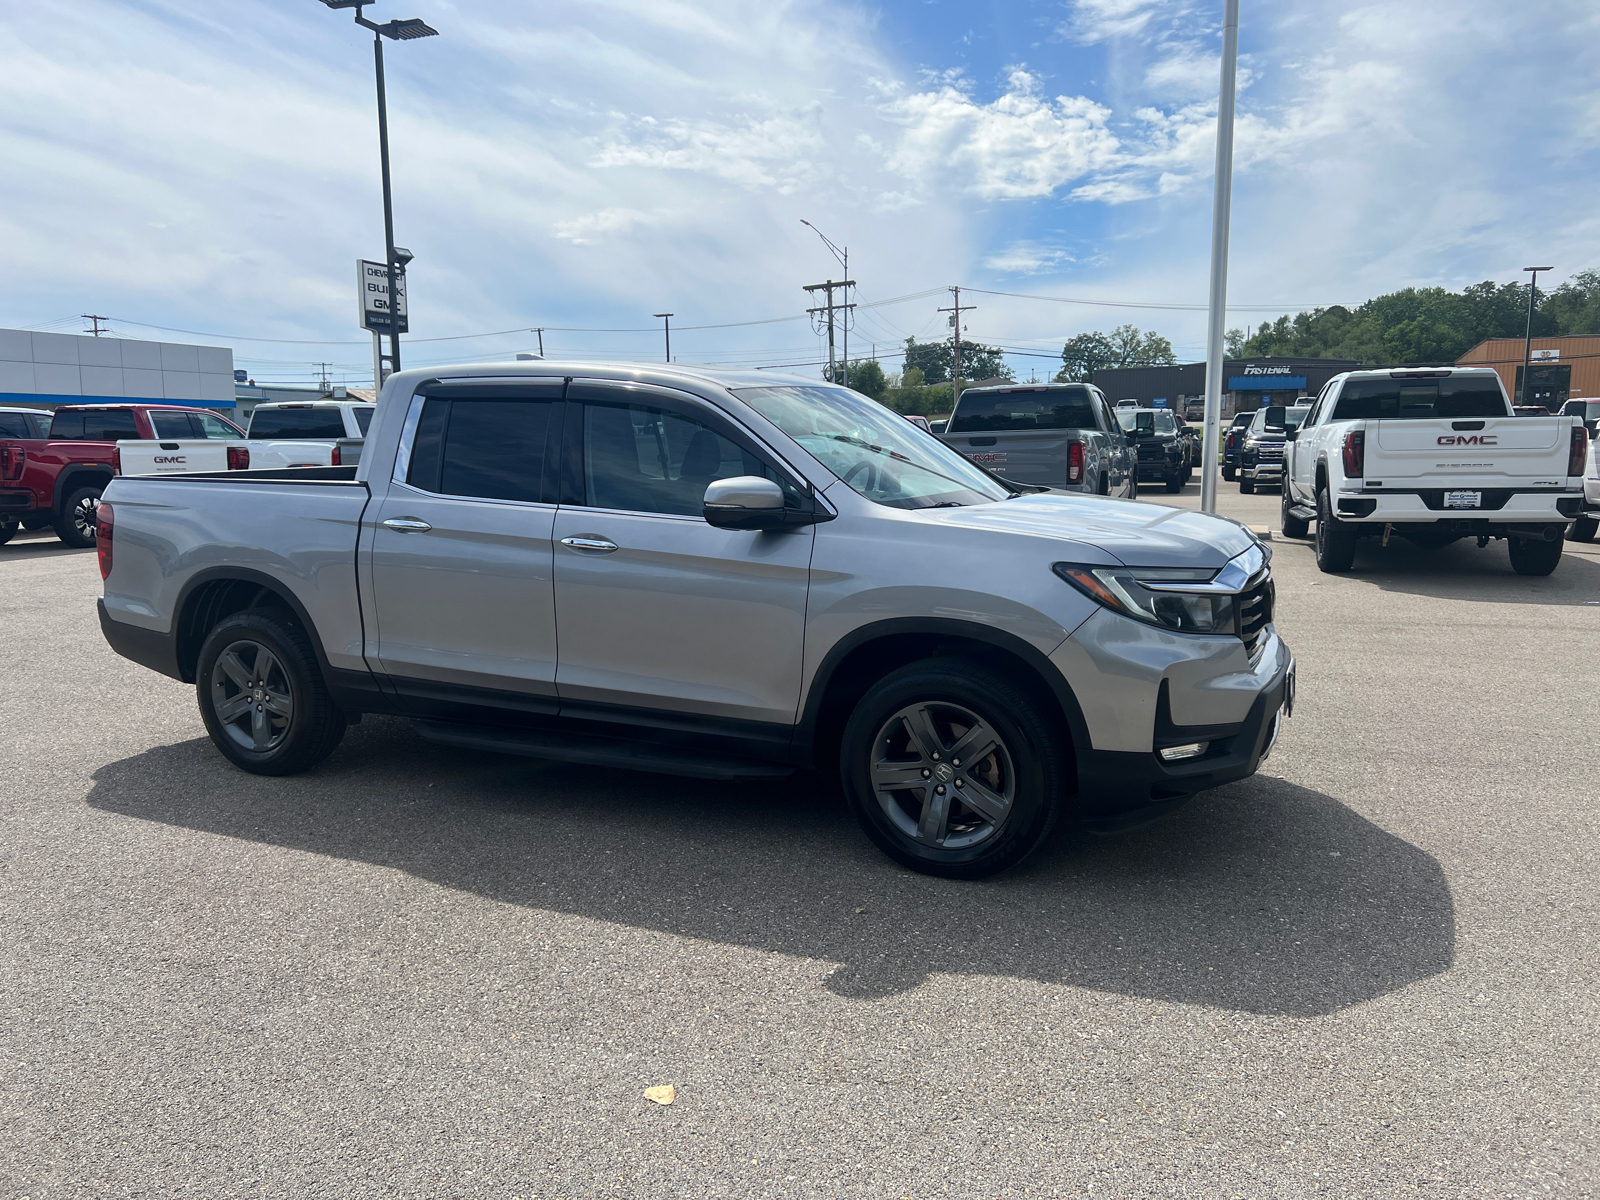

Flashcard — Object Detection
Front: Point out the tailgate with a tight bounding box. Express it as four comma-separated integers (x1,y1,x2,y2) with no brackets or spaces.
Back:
115,439,230,475
939,430,1079,487
1366,418,1574,486
249,439,337,468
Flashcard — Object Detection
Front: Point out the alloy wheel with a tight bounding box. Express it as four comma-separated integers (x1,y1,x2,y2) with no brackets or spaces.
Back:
870,702,1015,850
73,495,99,541
209,639,294,753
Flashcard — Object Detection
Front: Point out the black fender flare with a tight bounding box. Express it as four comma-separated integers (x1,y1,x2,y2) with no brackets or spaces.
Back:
53,463,116,516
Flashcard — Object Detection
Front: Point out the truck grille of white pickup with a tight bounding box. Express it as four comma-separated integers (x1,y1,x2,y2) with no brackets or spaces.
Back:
1238,576,1274,655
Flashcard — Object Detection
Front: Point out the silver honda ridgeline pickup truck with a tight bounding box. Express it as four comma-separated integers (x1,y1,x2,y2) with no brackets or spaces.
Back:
97,363,1295,879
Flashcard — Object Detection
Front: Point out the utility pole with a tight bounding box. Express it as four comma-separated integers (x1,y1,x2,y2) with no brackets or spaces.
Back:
653,313,673,362
317,362,333,394
1521,266,1553,408
532,327,545,357
801,221,853,386
938,286,976,405
804,279,855,383
1199,0,1240,514
81,315,109,337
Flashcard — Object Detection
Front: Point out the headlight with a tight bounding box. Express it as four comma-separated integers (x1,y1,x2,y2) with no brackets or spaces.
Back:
1245,436,1261,449
1053,563,1237,634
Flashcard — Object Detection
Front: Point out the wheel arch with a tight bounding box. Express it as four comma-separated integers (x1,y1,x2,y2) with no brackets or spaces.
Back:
795,618,1091,785
53,464,115,515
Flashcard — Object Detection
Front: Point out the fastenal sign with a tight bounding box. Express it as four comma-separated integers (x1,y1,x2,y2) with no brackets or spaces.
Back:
358,259,408,334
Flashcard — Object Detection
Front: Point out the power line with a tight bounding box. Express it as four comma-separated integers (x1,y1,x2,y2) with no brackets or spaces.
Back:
964,287,1343,313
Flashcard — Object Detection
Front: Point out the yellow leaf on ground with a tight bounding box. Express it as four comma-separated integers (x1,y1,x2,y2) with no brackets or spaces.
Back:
644,1085,676,1105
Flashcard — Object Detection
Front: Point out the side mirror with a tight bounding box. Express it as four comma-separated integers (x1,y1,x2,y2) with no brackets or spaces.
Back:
1284,429,1299,442
930,421,946,434
1263,405,1287,428
704,475,788,530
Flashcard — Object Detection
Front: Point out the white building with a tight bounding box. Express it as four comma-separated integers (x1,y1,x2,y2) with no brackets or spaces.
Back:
0,328,236,413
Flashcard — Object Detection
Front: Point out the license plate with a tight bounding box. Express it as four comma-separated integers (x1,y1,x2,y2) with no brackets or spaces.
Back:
1443,490,1481,509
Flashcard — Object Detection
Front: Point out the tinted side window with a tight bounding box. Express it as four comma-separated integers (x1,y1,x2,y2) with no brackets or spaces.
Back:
353,407,375,434
407,399,447,491
151,412,198,439
583,403,790,516
0,412,40,438
49,412,84,439
250,409,347,438
64,411,139,440
439,399,553,503
194,413,243,438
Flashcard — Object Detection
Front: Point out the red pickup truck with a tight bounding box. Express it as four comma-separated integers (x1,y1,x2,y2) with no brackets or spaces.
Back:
0,403,245,548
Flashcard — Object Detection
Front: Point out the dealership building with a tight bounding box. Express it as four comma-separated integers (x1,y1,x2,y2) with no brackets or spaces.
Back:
0,327,237,415
1455,336,1600,411
1094,356,1362,418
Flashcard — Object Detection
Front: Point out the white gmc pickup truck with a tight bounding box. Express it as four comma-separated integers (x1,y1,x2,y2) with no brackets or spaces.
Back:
1281,367,1588,575
115,400,373,476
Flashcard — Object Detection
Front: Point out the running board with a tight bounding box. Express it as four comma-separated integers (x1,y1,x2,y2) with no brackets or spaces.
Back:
1287,503,1316,520
411,719,795,781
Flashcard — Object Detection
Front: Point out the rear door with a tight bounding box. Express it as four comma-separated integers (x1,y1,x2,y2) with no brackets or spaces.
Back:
550,382,814,727
366,381,564,713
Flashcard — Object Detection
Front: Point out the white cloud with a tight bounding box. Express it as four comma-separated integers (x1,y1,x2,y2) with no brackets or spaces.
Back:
879,70,1121,200
1065,0,1167,44
592,110,828,193
551,208,663,245
982,242,1078,273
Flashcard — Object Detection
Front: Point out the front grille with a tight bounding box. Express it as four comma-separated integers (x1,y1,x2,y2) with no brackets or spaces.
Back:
1237,575,1274,655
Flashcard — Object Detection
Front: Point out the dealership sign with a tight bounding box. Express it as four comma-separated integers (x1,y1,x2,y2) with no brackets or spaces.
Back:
358,259,408,334
1531,349,1560,362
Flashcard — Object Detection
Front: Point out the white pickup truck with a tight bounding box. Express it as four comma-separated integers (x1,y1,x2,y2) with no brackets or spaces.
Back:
1281,367,1588,575
116,400,373,476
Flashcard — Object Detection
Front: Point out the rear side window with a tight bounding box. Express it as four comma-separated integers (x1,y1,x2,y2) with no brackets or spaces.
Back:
949,389,1098,432
249,408,347,438
405,397,554,504
0,411,45,438
194,413,244,438
151,412,198,439
1333,376,1509,421
51,410,138,440
353,407,375,434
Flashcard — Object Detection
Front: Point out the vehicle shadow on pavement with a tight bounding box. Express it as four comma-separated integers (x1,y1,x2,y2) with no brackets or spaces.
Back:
0,536,90,562
1271,532,1600,605
87,721,1454,1018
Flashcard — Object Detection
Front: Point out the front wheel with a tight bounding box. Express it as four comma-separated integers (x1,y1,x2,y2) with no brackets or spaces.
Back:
1508,535,1563,576
1566,516,1597,543
1238,474,1256,495
54,485,102,548
1280,486,1310,539
840,658,1067,879
1222,465,1236,481
0,520,16,546
1164,471,1183,493
196,609,347,776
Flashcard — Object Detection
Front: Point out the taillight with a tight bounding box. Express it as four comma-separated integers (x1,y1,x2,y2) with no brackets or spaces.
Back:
112,445,122,475
1569,425,1589,477
0,443,23,480
227,445,250,470
1226,431,1236,451
1067,439,1084,484
330,444,342,467
97,502,114,580
1342,430,1365,478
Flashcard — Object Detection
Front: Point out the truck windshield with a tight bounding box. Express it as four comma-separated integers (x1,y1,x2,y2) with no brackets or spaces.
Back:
1116,410,1175,435
948,388,1097,432
733,385,1010,509
1333,377,1508,421
248,408,347,438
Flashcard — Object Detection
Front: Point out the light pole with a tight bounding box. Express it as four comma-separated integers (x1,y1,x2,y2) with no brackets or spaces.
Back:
654,314,673,362
1521,266,1553,409
319,1,437,379
802,220,852,387
1199,0,1240,515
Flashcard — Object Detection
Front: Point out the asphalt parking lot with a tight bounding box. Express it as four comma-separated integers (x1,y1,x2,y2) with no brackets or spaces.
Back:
3,488,1598,1199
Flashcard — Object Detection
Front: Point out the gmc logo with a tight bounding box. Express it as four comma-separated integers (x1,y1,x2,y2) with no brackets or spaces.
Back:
1436,435,1497,446
154,455,187,463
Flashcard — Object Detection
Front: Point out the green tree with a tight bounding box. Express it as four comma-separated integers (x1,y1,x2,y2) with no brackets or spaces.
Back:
1225,328,1246,356
840,358,887,400
1054,324,1175,381
902,337,1011,385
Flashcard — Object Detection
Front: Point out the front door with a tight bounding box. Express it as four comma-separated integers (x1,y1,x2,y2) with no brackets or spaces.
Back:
366,381,564,713
551,384,814,728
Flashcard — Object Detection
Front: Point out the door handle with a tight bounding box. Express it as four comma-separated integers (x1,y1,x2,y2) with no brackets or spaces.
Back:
383,517,432,533
560,535,619,553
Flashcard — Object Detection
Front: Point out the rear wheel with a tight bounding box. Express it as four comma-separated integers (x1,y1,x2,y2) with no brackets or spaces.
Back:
54,485,102,548
0,520,16,545
196,609,347,776
1508,535,1563,576
21,514,52,530
840,658,1067,880
1566,516,1597,543
1315,485,1358,572
1280,486,1310,539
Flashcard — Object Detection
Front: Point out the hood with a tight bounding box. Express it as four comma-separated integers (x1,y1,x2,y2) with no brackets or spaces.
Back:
919,494,1260,569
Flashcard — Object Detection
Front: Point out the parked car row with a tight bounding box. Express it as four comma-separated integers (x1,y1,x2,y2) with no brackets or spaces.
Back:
96,362,1294,881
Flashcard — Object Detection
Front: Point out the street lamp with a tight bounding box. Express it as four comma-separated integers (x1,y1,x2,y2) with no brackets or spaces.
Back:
653,313,673,362
801,220,852,387
1521,266,1553,410
318,1,438,379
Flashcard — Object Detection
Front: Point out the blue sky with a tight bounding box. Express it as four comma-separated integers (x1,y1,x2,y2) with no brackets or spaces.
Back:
3,0,1598,385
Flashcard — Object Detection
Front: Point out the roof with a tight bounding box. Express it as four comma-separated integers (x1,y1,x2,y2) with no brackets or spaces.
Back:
384,359,825,394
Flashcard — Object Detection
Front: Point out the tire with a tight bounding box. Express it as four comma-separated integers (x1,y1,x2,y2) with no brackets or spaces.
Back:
21,514,52,531
839,657,1068,880
54,485,103,549
1508,535,1563,577
1164,471,1183,493
195,608,347,776
1280,486,1310,539
1127,472,1138,500
0,521,15,546
1238,473,1256,495
1566,516,1597,543
1315,486,1357,573
1222,465,1236,481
